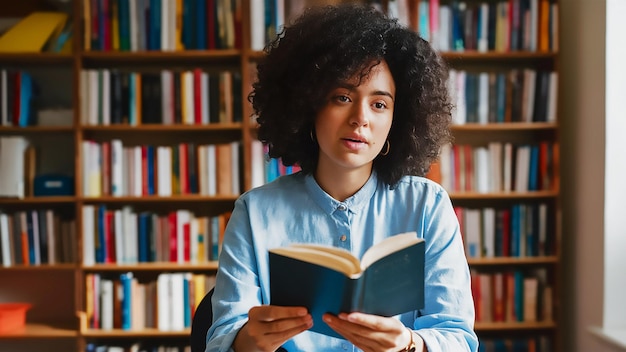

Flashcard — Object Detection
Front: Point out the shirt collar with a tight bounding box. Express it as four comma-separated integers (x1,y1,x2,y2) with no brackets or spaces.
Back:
304,171,379,215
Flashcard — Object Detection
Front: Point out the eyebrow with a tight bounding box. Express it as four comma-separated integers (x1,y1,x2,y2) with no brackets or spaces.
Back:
335,83,395,101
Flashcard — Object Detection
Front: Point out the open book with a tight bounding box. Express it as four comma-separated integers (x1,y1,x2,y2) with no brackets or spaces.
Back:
269,232,425,338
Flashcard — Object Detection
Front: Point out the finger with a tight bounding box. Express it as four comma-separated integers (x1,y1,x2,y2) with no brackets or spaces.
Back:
264,319,313,345
249,305,309,322
339,312,397,332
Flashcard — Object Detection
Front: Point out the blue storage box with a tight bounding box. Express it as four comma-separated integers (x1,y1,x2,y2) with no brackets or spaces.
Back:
34,174,74,196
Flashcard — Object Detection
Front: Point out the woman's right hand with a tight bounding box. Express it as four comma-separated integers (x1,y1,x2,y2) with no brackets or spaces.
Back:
233,305,313,352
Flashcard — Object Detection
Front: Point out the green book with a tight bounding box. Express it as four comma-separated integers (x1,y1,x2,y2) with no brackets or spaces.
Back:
269,232,425,339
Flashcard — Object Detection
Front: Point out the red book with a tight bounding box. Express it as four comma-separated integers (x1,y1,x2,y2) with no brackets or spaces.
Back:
183,222,190,262
168,212,178,262
12,72,21,126
502,209,511,257
142,145,149,195
207,0,216,49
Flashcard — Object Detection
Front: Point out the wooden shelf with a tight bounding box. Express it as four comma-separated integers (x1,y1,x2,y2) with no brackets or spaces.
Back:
0,126,75,133
441,51,557,61
0,264,78,272
468,256,559,266
81,328,190,338
475,320,557,332
82,262,219,272
81,50,241,67
80,195,239,203
0,197,76,205
449,190,559,200
80,123,243,132
0,324,77,339
0,53,74,65
451,122,558,132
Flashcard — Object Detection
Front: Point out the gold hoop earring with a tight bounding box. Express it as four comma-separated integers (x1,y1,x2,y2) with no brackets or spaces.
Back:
380,140,390,156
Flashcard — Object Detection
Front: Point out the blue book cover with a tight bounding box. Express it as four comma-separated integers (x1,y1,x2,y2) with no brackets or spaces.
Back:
195,0,207,50
149,0,161,50
138,212,149,262
183,275,191,327
118,0,130,51
96,205,106,263
120,272,133,330
511,204,520,257
528,144,539,191
146,145,155,195
18,71,33,127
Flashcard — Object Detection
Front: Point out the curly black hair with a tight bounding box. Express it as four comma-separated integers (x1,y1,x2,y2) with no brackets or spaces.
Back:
250,3,452,186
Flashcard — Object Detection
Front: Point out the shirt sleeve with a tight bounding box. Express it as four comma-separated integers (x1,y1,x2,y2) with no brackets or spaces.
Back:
413,188,479,352
205,196,262,352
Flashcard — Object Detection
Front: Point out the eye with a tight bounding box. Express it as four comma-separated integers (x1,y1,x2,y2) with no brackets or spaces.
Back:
373,101,387,110
335,95,351,103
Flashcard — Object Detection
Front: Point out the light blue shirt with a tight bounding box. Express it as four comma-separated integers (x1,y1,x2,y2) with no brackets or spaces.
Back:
206,172,478,352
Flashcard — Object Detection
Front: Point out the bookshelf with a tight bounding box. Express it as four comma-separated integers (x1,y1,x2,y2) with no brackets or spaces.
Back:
0,0,560,351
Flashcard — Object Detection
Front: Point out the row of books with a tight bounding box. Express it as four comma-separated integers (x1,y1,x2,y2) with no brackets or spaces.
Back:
456,203,552,258
0,210,76,267
81,140,241,198
0,70,36,127
84,0,241,51
250,140,301,188
434,142,557,193
478,336,552,352
86,344,190,352
85,272,216,331
80,69,242,126
471,268,552,323
82,206,230,265
379,0,558,53
449,69,558,124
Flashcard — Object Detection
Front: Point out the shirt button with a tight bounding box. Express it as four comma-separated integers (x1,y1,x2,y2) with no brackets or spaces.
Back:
341,343,348,350
340,235,347,242
337,203,347,211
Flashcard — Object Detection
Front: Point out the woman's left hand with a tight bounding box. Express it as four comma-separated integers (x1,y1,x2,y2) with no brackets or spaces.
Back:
322,312,423,352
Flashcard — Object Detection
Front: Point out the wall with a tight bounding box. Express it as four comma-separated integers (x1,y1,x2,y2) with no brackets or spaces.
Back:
561,0,624,351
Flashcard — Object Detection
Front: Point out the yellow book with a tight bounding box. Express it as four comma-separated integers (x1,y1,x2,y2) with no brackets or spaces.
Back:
0,12,68,53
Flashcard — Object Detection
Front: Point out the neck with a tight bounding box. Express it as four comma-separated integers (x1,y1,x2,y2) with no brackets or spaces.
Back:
314,165,372,202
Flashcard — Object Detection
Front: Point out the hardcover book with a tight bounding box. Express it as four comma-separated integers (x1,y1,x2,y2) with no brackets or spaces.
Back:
269,232,425,338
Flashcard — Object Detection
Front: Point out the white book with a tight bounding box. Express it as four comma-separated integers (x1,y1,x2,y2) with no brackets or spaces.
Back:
88,70,99,125
464,208,482,258
250,0,265,51
101,69,110,125
111,139,123,196
31,211,41,265
473,146,489,193
157,273,171,331
128,211,138,264
100,279,114,330
454,70,467,124
122,206,137,264
230,141,240,194
161,70,174,124
515,145,531,192
157,146,172,196
488,142,503,192
190,218,199,264
129,0,138,51
478,3,489,52
482,207,496,257
251,140,266,188
160,0,170,51
438,5,451,52
440,143,453,191
82,205,95,265
529,0,538,51
0,213,11,266
207,144,217,196
547,71,558,122
0,136,28,198
169,272,185,331
114,210,123,264
478,72,489,124
133,146,142,197
176,210,190,263
45,210,55,264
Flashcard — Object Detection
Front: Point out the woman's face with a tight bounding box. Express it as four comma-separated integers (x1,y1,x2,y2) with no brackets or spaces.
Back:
314,60,395,176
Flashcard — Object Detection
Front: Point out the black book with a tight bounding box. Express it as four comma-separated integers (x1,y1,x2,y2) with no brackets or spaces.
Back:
269,232,425,339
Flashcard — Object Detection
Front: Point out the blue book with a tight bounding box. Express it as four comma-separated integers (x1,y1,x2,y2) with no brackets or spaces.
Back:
146,145,155,195
183,275,191,327
120,272,133,330
195,0,206,50
18,71,33,127
149,0,161,50
118,0,130,51
511,204,520,257
528,144,539,191
96,205,106,263
138,212,149,262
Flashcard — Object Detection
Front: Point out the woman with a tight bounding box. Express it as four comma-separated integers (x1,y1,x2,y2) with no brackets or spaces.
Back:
206,4,478,352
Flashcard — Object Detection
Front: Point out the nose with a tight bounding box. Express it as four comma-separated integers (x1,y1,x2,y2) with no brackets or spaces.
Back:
349,101,369,127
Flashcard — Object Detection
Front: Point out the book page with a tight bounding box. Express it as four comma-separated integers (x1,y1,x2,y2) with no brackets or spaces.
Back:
269,246,360,276
360,232,422,270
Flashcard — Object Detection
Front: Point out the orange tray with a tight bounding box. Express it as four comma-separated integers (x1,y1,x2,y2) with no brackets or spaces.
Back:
0,303,32,334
